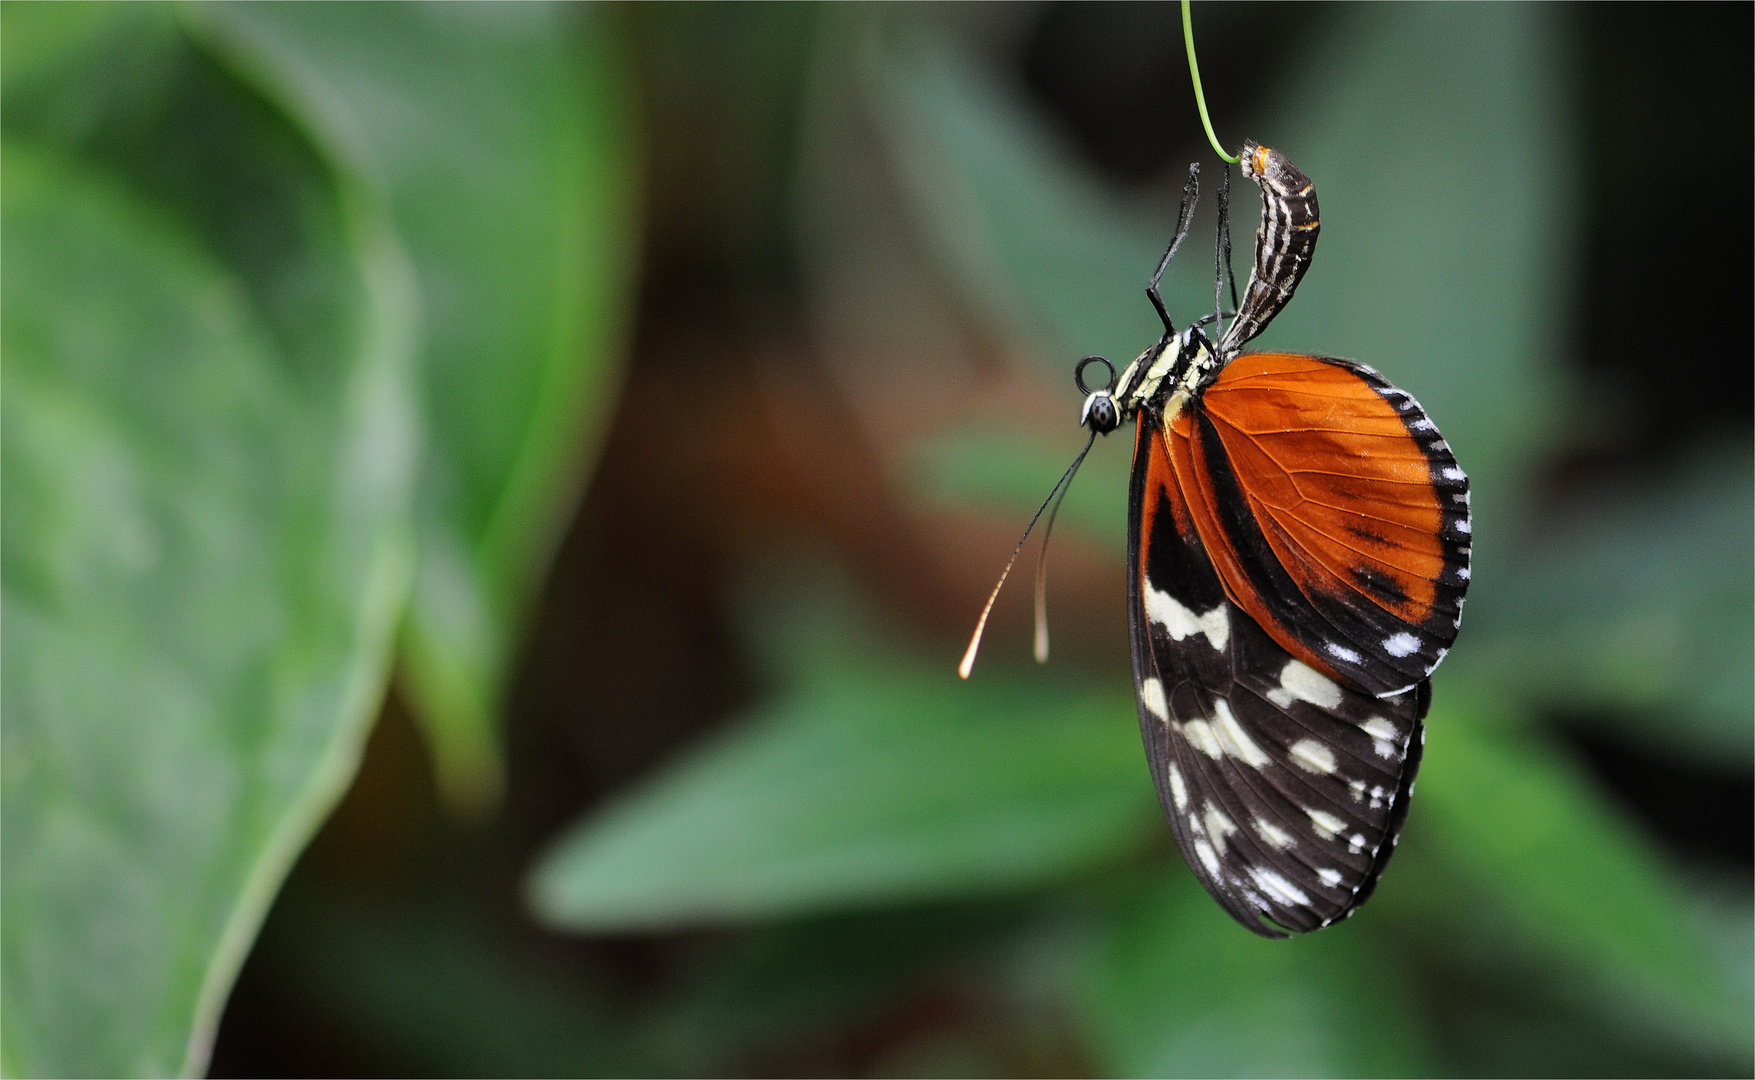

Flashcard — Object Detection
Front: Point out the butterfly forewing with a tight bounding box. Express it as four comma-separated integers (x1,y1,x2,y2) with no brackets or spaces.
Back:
1171,354,1470,697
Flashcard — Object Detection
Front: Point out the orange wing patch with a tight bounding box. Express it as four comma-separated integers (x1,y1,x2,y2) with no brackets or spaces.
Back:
1161,392,1323,674
1138,410,1199,552
1199,353,1446,626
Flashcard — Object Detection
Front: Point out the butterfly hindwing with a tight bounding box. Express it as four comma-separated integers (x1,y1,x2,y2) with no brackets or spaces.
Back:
1128,416,1427,937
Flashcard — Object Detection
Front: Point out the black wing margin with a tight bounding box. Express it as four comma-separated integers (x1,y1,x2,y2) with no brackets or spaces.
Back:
1127,413,1428,937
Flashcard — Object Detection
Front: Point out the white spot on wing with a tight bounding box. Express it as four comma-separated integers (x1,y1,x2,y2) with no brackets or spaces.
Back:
1348,779,1366,801
1454,518,1471,535
1143,584,1229,650
1306,807,1346,839
1361,716,1399,758
1289,739,1337,775
1348,833,1367,853
1441,466,1465,481
1249,867,1310,907
1318,867,1343,887
1211,699,1270,768
1194,837,1222,877
1383,632,1420,657
1203,803,1238,854
1325,641,1362,664
1254,817,1293,849
1272,660,1343,710
1181,719,1224,760
1360,717,1397,740
1168,762,1188,811
1140,677,1168,721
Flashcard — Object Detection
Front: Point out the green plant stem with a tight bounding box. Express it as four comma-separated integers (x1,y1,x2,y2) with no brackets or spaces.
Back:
1182,0,1239,164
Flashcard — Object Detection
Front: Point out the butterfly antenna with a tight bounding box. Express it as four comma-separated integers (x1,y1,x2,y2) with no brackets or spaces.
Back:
960,428,1100,679
1033,429,1097,663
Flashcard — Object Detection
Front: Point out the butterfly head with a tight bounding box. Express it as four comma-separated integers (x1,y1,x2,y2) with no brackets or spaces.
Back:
1075,355,1123,435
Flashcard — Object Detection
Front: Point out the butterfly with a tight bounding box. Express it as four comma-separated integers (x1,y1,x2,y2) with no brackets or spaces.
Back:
962,142,1470,936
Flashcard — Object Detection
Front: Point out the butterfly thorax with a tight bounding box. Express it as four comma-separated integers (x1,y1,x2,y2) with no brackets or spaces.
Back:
1114,328,1226,428
1099,139,1319,439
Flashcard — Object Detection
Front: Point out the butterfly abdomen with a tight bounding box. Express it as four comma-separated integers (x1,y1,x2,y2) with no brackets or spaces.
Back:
1221,143,1320,356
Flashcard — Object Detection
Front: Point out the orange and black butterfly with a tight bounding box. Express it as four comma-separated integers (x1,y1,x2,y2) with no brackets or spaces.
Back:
963,142,1470,937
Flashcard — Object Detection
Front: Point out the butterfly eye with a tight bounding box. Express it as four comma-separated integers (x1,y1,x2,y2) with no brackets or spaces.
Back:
1082,393,1120,434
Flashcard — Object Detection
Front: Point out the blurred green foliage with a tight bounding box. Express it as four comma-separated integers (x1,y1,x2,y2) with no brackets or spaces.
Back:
198,2,642,811
531,566,1158,930
3,1,634,1074
3,3,1750,1078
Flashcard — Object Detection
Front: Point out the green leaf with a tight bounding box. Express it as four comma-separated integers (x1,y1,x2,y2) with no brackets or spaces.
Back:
1459,443,1754,763
1,130,414,1080
201,1,642,811
1414,700,1755,1059
528,574,1156,931
530,672,1153,931
0,0,129,93
1074,867,1436,1078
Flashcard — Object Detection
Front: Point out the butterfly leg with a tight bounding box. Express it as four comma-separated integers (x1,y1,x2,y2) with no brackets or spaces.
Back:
1213,164,1235,348
1148,163,1202,339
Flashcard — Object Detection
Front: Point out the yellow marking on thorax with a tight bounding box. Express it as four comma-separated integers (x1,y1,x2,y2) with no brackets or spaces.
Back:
1164,389,1190,425
1122,343,1179,410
